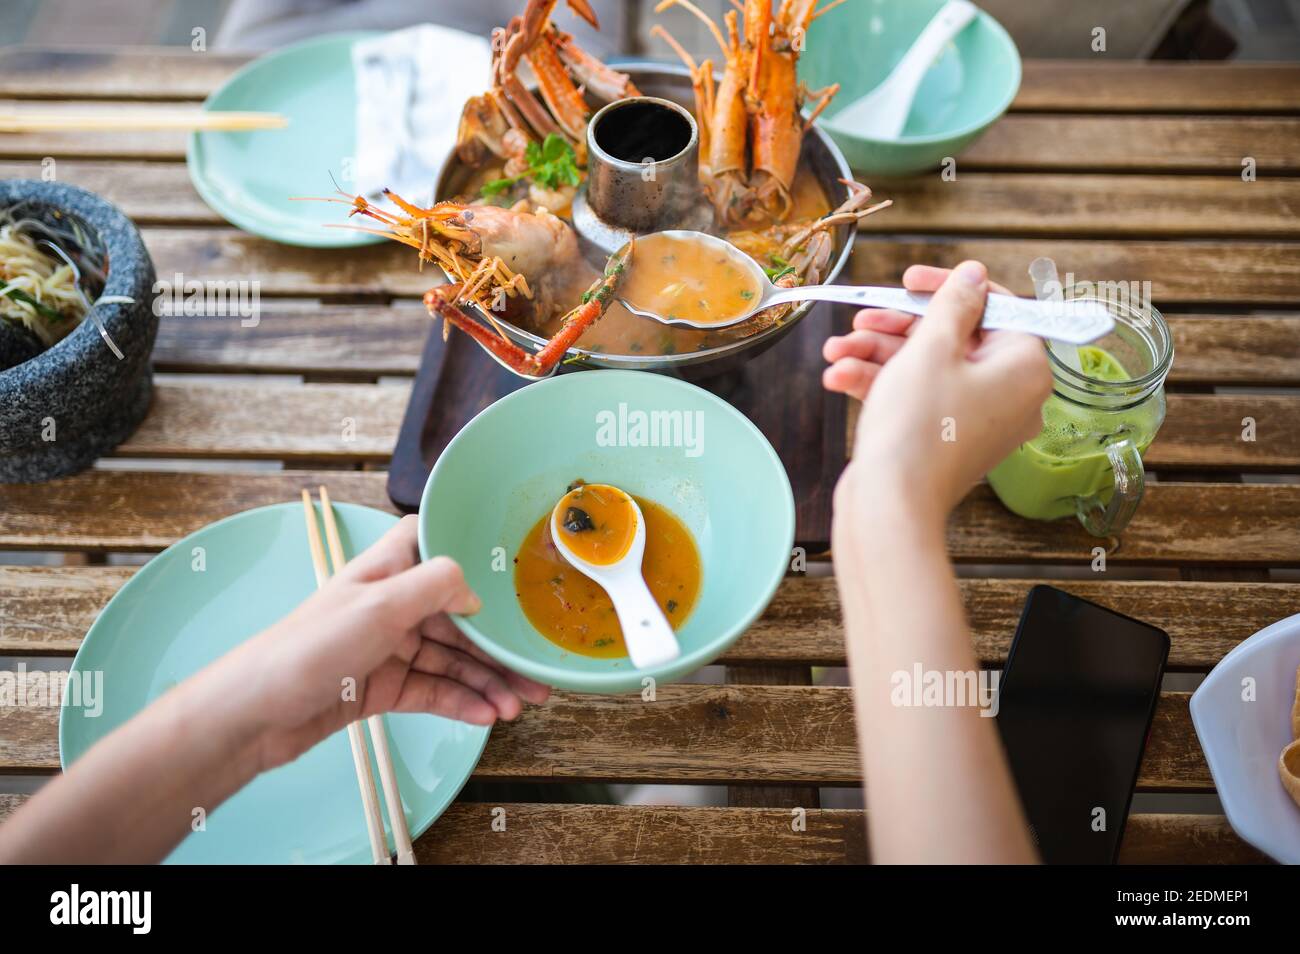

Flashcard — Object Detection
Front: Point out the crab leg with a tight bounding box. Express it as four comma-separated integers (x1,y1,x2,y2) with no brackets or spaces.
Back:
457,89,534,165
552,28,641,101
525,30,592,141
457,0,636,169
424,241,633,379
560,0,599,28
501,0,596,146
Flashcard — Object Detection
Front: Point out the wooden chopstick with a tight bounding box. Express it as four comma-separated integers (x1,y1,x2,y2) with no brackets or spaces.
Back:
301,489,392,866
317,486,419,866
0,110,287,133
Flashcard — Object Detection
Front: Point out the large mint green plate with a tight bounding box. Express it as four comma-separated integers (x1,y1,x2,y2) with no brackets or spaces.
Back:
60,503,489,864
187,31,383,247
418,370,795,693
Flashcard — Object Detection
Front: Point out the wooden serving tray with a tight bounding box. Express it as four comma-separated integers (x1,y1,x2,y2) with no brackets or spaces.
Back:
387,303,851,551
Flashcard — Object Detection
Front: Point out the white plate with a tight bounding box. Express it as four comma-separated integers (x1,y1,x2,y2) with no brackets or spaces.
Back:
1189,611,1300,864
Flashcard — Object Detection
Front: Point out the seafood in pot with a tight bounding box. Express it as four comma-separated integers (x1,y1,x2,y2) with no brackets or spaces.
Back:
338,179,886,377
336,189,629,377
456,0,639,182
333,0,889,378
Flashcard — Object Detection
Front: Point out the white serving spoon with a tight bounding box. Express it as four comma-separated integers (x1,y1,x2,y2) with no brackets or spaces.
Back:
618,231,1115,345
549,486,680,670
829,0,979,140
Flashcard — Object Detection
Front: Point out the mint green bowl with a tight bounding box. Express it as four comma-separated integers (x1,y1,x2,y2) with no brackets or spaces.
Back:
802,0,1021,176
418,371,795,693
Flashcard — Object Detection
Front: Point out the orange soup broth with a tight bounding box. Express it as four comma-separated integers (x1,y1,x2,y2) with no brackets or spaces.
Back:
553,483,638,565
619,233,762,327
536,165,831,357
514,496,702,659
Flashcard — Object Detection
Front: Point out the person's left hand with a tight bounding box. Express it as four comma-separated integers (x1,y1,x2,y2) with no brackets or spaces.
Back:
212,515,549,772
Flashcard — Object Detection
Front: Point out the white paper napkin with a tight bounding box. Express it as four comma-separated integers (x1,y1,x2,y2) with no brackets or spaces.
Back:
351,25,493,209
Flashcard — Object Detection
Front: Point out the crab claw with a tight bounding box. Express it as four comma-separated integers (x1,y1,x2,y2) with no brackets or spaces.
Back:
565,0,600,28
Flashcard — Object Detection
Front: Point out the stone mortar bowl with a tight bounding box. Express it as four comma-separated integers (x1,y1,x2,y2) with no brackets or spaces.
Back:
0,180,157,482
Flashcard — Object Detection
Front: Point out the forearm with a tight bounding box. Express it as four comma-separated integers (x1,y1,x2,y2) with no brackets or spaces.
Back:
0,652,266,864
834,474,1036,864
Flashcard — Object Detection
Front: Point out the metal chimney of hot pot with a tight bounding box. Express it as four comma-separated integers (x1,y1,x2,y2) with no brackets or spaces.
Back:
571,96,713,254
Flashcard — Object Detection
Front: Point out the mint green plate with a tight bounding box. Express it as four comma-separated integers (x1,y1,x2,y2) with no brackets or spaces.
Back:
803,0,1021,176
418,370,795,693
59,503,489,864
187,31,383,247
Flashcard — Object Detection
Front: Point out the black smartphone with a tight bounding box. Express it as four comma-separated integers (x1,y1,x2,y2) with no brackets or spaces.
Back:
996,584,1169,864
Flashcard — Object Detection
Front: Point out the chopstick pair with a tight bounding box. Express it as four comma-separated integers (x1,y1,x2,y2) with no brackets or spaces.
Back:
301,486,416,866
0,110,287,133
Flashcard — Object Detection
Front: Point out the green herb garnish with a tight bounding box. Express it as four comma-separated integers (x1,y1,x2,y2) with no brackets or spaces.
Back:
2,287,65,323
479,133,581,199
762,255,796,283
480,177,517,197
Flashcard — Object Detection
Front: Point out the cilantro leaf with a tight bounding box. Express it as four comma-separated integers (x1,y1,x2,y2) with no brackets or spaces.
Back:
763,255,797,283
481,177,517,197
479,133,582,199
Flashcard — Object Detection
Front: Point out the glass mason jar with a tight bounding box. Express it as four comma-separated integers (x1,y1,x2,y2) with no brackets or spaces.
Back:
987,291,1173,537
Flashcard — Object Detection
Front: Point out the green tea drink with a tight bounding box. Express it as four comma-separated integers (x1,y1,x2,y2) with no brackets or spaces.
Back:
988,346,1164,521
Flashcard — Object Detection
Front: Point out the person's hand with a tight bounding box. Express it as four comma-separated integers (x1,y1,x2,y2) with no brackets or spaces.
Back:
213,515,549,771
823,264,1018,401
825,262,1052,524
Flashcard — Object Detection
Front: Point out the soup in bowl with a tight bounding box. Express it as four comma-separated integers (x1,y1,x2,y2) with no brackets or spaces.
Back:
418,370,795,693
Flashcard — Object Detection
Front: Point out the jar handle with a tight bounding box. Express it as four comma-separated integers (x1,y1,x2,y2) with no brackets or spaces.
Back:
1075,439,1145,537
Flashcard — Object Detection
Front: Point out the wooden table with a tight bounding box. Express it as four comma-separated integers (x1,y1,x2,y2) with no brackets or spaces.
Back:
1,48,1298,863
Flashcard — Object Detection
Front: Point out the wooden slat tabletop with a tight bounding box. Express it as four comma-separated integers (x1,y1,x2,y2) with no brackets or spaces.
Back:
0,46,1297,865
6,567,1296,671
0,675,1210,791
0,794,1269,864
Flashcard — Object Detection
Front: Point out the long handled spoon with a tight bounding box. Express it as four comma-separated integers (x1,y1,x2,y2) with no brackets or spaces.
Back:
618,230,1116,345
549,484,680,670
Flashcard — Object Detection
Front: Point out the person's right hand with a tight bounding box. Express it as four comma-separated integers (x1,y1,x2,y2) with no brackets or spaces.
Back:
826,261,1052,521
205,515,550,773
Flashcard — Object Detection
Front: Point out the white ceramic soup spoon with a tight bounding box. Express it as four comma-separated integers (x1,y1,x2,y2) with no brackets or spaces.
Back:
829,0,980,141
618,230,1115,345
549,485,680,670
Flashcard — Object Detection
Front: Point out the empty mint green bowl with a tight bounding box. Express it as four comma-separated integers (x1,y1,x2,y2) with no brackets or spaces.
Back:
418,370,794,693
802,0,1021,176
